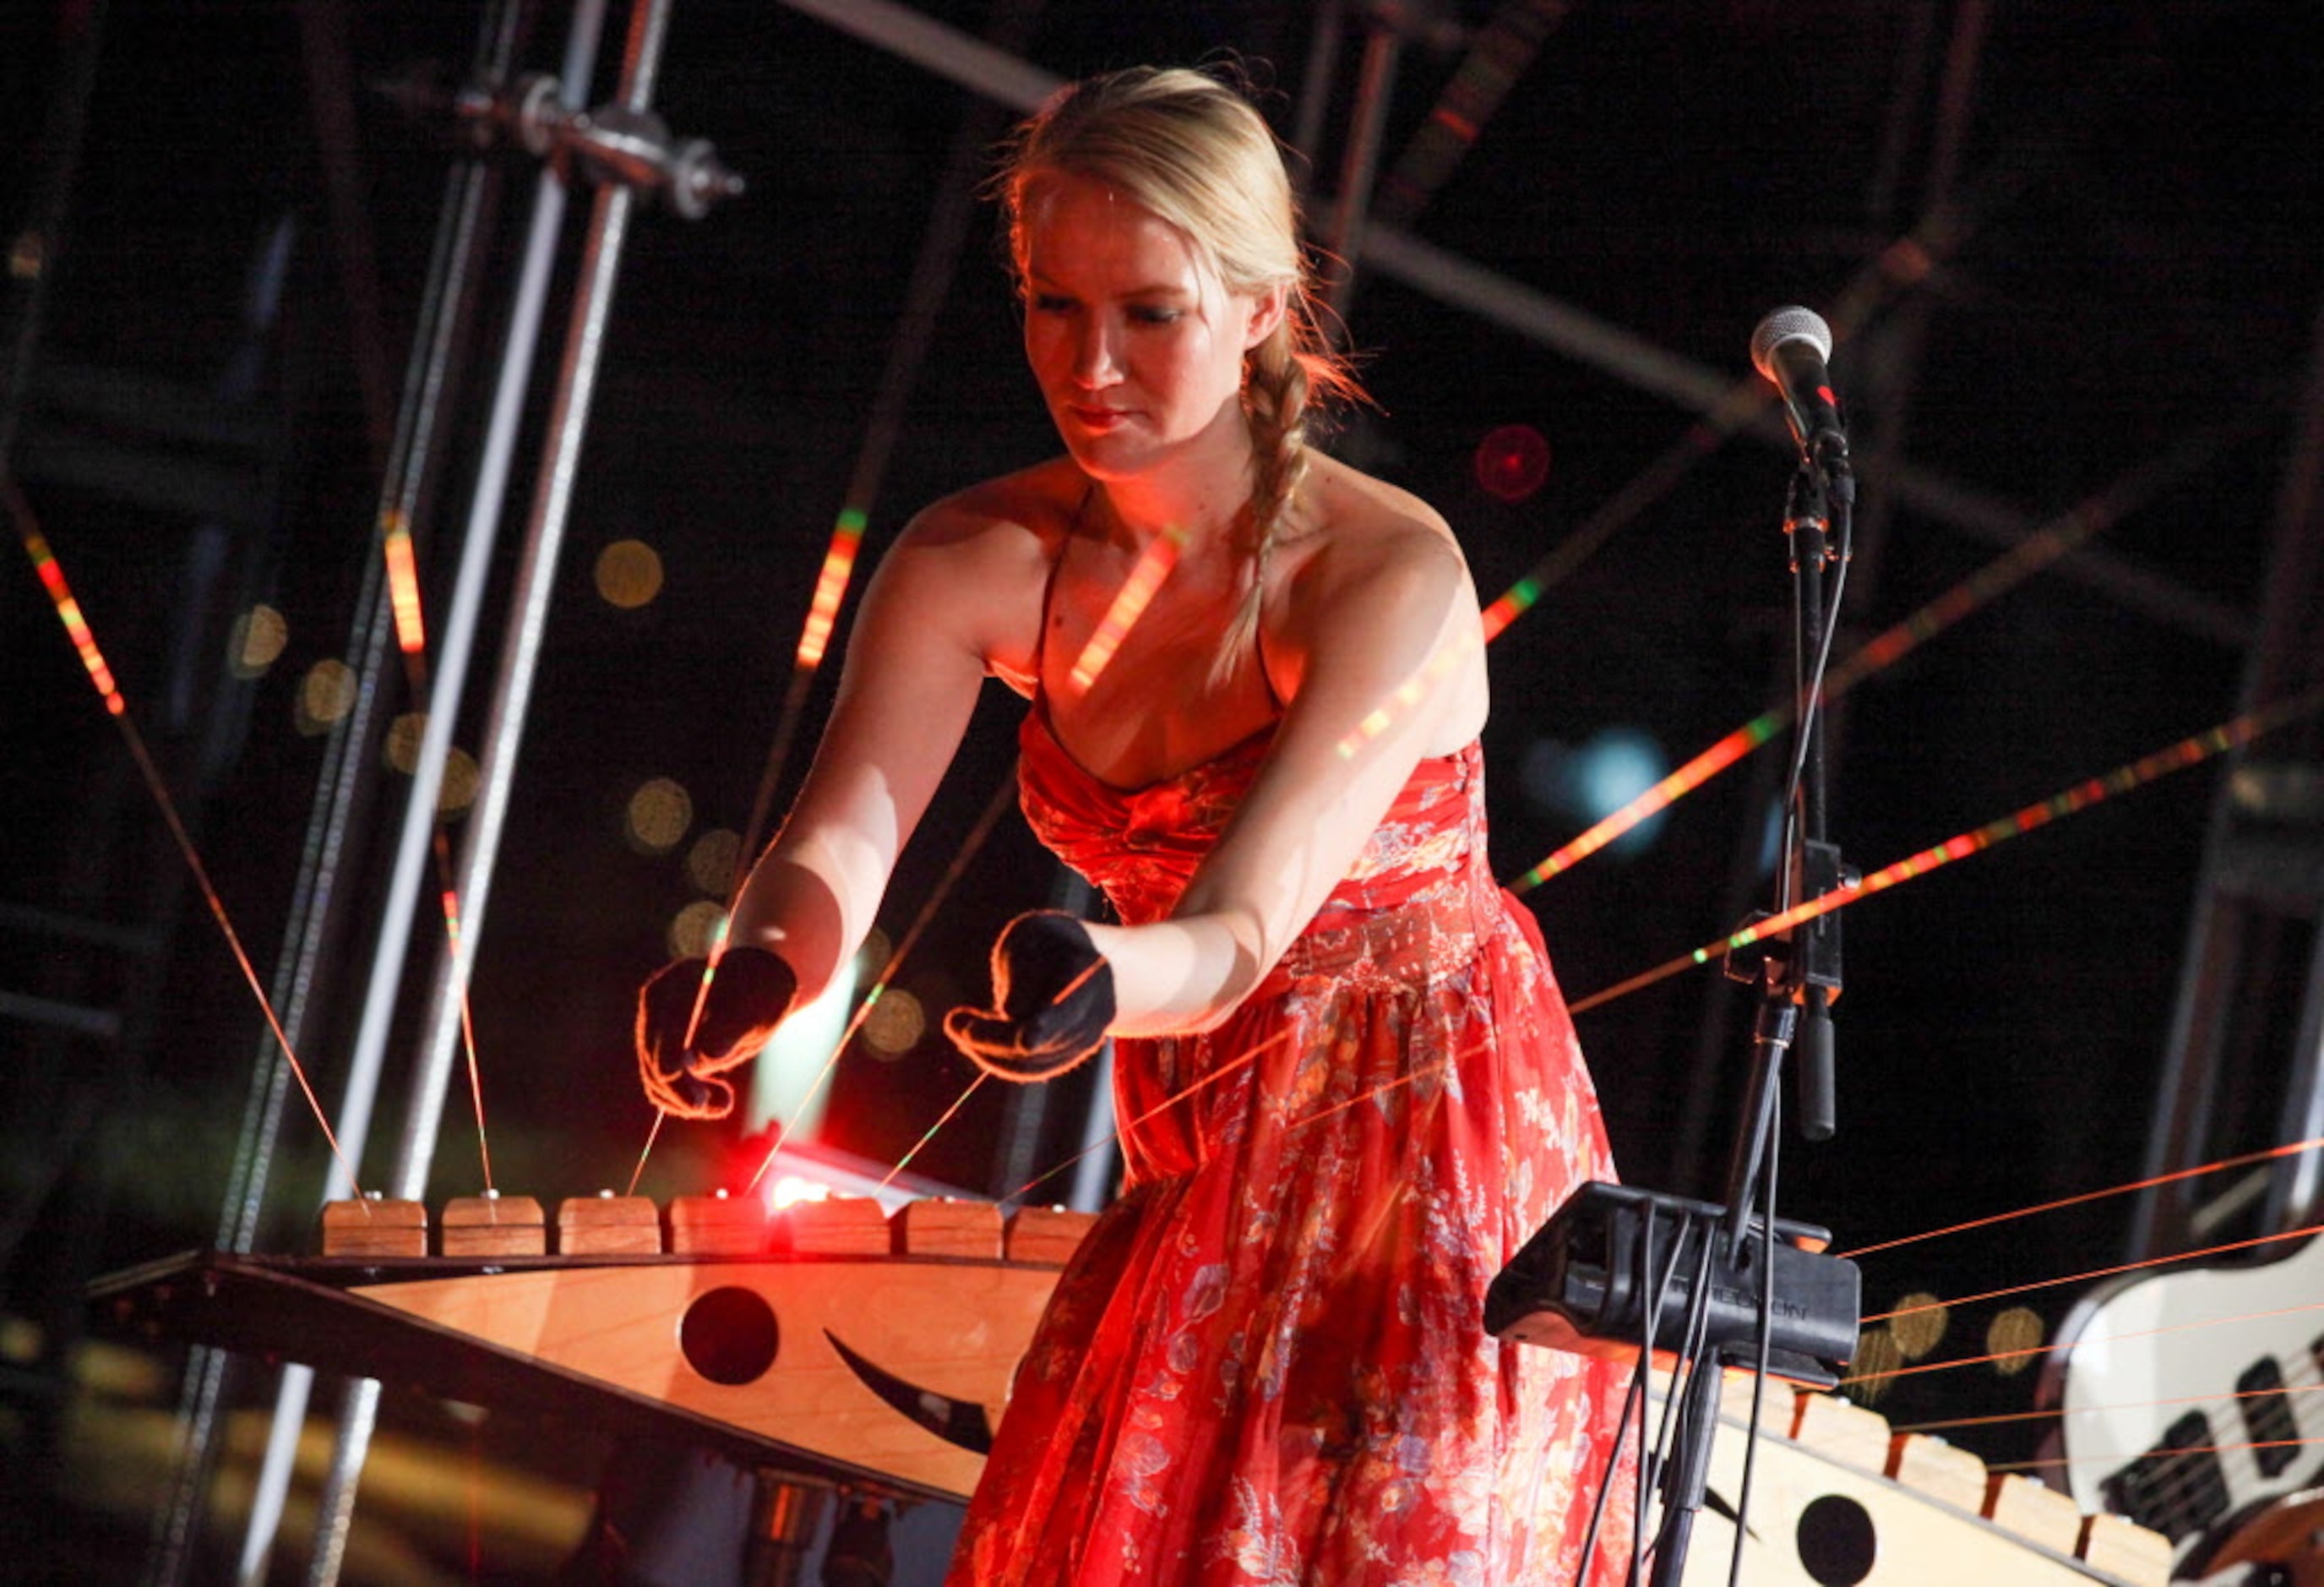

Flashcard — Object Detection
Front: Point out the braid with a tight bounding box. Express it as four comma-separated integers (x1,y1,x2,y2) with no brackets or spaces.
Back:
1211,326,1312,681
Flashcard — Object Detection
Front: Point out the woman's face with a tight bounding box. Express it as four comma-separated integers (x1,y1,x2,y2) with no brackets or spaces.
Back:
1018,172,1281,487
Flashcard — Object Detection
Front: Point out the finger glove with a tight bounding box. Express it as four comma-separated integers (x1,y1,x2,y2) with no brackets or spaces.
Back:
634,945,798,1120
943,911,1114,1083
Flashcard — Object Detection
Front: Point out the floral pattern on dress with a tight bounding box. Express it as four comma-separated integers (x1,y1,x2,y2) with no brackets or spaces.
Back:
945,712,1635,1585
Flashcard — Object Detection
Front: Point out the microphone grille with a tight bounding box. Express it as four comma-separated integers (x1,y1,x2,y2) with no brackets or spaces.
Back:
1750,306,1833,381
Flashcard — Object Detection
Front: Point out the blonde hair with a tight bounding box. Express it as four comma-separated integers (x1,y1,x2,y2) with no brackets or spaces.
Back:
998,67,1363,662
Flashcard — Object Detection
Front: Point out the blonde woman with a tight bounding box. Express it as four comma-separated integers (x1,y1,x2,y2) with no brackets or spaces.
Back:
638,66,1633,1584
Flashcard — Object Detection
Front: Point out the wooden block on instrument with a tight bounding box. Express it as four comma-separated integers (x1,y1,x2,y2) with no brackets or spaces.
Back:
783,1196,891,1256
1790,1392,1891,1473
1982,1472,2083,1555
2077,1512,2172,1587
319,1196,427,1258
440,1192,547,1257
1886,1431,1988,1513
667,1191,768,1255
894,1197,1003,1258
1716,1369,1798,1435
1004,1205,1097,1266
557,1192,663,1255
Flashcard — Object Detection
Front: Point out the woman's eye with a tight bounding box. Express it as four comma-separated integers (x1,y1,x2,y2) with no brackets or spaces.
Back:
1130,306,1182,326
1031,294,1074,314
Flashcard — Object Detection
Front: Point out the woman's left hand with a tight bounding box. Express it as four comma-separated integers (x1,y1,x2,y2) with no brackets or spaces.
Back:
944,911,1115,1081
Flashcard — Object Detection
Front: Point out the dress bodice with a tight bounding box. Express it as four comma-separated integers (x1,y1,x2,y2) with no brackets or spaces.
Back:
1016,704,1500,994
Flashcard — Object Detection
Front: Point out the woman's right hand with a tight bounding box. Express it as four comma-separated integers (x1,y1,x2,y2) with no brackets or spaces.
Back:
634,946,797,1120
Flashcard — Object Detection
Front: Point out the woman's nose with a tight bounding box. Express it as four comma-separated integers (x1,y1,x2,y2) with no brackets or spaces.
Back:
1072,319,1120,386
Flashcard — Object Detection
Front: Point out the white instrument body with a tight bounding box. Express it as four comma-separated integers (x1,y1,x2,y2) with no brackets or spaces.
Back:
2052,1235,2324,1559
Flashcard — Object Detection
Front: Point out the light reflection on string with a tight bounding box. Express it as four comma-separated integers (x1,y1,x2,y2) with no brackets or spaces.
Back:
1846,1264,2324,1395
1897,1381,2324,1441
797,509,867,671
1505,419,2255,892
1001,1029,1295,1209
741,767,1022,1196
1861,1222,2324,1332
9,479,370,1200
1565,688,2324,1017
1837,1133,2324,1262
1069,525,1184,694
382,510,426,655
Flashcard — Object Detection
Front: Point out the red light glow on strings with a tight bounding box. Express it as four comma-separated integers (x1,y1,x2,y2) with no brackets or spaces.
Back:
1002,1028,1295,1208
742,768,1022,1196
1862,1223,2324,1331
797,509,866,669
1479,575,1540,645
1335,626,1480,760
1069,525,1185,693
383,510,426,655
10,485,367,1197
1567,688,2324,1017
22,521,124,715
1494,419,2243,894
1511,712,1784,892
1843,1230,2324,1396
876,1071,988,1195
1837,1133,2324,1263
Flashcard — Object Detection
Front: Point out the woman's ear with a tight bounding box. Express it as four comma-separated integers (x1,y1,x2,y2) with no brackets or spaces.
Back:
1244,281,1290,351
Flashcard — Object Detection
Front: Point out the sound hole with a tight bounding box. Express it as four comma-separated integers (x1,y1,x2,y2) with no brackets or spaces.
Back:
680,1286,780,1385
1796,1492,1876,1585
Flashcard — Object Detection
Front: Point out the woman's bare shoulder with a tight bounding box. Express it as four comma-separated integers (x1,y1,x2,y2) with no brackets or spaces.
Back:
1293,451,1467,592
896,455,1087,559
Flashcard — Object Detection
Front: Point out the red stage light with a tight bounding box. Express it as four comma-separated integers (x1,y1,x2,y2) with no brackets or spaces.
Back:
1473,423,1550,504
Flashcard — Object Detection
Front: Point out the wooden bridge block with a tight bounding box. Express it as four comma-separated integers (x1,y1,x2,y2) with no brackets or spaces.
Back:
783,1197,890,1256
1791,1391,1891,1471
1886,1431,1988,1513
1715,1370,1797,1435
895,1198,1002,1258
441,1193,547,1257
1983,1471,2083,1555
1004,1206,1097,1266
668,1192,768,1255
319,1196,427,1258
2077,1511,2172,1587
558,1192,663,1256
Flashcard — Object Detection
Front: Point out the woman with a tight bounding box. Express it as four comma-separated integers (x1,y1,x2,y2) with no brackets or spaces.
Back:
638,66,1633,1584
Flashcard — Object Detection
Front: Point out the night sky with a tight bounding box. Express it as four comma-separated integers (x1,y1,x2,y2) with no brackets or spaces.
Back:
4,0,2319,1572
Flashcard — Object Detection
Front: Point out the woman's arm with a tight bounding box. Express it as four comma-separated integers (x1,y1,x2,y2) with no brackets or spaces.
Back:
726,497,1046,1003
1086,514,1489,1034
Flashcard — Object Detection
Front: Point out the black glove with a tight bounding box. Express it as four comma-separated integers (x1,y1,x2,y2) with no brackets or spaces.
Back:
943,911,1115,1083
634,945,798,1120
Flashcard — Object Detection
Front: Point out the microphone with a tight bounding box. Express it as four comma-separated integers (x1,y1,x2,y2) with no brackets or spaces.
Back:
1750,306,1847,461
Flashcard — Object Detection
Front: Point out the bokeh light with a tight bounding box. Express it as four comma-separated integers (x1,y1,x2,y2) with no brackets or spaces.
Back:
860,986,927,1058
1848,1324,1901,1405
294,658,356,735
1521,728,1671,858
228,604,287,679
666,899,726,960
1888,1292,1947,1361
1985,1306,2045,1376
595,538,664,609
1473,423,1550,504
687,827,743,897
383,712,428,774
626,777,694,855
437,746,480,817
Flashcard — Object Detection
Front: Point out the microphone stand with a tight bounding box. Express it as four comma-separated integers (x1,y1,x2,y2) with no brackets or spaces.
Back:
1485,422,1863,1587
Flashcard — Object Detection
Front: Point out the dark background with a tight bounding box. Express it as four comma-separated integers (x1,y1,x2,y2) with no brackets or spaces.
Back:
3,0,2318,1579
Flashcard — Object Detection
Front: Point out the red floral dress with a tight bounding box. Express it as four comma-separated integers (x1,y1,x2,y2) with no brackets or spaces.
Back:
946,708,1636,1585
